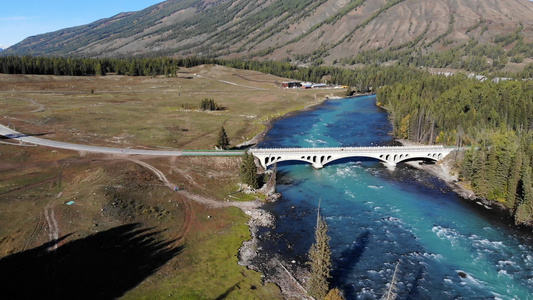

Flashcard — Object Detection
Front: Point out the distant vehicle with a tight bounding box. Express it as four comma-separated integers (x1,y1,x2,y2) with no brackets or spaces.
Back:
311,83,327,88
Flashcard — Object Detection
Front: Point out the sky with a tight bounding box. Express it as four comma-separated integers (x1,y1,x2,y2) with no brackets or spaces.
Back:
0,0,164,48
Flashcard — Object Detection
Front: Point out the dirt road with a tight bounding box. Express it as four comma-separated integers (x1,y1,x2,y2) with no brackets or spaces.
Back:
129,159,261,210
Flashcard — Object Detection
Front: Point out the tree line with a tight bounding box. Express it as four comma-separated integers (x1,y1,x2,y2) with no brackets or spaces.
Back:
376,76,533,225
1,55,430,92
0,55,194,77
12,53,531,92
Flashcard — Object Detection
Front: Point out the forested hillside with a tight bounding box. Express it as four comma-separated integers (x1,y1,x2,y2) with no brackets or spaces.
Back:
3,0,533,71
377,76,533,225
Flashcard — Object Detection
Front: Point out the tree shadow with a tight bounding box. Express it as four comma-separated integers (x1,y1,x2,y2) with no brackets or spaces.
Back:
0,132,52,140
331,231,371,299
0,223,183,300
405,267,424,300
215,282,241,300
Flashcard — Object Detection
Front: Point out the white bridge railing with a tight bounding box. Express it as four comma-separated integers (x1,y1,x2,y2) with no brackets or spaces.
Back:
251,145,448,152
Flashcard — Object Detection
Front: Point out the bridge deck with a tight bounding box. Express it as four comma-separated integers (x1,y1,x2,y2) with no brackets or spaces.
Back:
251,145,450,153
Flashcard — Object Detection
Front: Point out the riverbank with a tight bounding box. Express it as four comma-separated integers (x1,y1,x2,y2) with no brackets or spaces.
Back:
397,139,514,214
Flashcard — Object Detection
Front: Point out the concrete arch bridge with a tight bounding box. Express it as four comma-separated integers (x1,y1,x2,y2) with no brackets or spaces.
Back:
250,145,454,169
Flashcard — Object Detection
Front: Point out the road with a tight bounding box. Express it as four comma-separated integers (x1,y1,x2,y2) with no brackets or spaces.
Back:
0,124,244,157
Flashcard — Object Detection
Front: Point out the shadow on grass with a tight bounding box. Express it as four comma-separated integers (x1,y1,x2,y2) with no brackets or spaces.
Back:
215,282,242,300
0,223,183,300
0,132,52,140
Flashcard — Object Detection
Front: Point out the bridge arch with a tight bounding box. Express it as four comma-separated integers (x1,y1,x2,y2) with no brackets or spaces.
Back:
260,152,443,169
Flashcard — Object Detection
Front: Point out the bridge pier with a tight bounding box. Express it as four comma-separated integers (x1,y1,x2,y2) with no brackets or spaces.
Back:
312,162,324,169
384,161,397,170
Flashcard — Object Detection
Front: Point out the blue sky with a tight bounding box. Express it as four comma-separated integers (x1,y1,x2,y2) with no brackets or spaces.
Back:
0,0,163,48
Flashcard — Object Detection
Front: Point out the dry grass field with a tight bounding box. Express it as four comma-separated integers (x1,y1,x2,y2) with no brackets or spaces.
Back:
0,65,343,299
0,64,337,149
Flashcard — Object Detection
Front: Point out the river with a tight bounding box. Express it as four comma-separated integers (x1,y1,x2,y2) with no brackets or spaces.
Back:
254,95,533,299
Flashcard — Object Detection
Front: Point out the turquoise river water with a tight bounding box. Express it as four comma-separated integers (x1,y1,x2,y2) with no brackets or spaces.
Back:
254,95,533,299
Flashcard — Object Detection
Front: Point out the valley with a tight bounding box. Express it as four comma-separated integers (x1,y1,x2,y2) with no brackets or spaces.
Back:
1,0,533,298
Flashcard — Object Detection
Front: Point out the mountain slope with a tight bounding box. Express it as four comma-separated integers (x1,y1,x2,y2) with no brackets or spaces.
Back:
4,0,533,66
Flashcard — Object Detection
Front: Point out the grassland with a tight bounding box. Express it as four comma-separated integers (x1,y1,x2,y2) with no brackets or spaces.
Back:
0,65,343,298
0,64,338,149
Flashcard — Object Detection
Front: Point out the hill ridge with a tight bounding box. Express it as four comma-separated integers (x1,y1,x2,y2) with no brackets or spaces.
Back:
3,0,533,69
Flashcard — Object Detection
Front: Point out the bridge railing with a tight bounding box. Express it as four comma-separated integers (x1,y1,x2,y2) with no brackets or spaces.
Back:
250,145,449,153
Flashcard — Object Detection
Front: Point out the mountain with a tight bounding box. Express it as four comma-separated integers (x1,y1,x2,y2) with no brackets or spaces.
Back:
4,0,533,67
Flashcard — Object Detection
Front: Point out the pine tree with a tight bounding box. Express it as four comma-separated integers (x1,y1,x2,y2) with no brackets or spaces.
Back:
200,98,219,111
95,62,105,76
507,150,523,211
345,86,353,97
240,151,259,189
307,214,332,300
200,99,208,110
459,148,475,180
128,61,138,76
216,126,229,150
515,155,533,225
471,149,489,198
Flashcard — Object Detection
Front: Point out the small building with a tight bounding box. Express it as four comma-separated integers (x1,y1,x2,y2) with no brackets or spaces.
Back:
492,77,513,83
281,81,302,88
433,71,454,77
468,74,487,82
